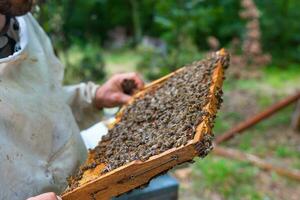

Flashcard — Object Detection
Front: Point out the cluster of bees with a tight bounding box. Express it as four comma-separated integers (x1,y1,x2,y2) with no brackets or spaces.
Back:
121,79,138,95
68,52,229,189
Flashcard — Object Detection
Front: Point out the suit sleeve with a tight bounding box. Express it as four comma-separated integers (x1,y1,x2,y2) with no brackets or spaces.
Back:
63,82,101,130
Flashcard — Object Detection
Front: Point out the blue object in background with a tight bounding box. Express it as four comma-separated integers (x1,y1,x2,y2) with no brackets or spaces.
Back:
113,174,179,200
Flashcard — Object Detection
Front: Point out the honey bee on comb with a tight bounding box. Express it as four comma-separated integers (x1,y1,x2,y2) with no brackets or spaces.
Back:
65,50,230,195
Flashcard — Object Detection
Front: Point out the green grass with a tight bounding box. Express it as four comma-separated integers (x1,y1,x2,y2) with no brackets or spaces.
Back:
275,145,300,158
263,64,300,89
256,94,274,108
192,156,261,200
103,49,142,64
103,49,142,75
276,145,295,158
224,64,300,93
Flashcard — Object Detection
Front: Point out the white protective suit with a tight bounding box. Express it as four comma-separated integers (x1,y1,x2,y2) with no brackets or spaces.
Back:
0,14,100,199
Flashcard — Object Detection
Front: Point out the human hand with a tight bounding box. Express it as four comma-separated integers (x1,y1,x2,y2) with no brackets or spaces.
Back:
95,72,144,109
26,192,62,200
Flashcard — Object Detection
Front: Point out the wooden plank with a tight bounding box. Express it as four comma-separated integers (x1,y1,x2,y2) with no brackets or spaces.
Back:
291,100,300,132
62,49,229,200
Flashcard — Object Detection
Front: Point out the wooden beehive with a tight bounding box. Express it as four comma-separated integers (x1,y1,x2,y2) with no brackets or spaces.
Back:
62,49,229,200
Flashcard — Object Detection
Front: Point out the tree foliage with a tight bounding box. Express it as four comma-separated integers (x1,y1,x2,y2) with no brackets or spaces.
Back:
34,0,300,81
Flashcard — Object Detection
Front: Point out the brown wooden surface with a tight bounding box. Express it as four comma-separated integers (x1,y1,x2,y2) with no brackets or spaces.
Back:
62,49,228,200
291,100,300,132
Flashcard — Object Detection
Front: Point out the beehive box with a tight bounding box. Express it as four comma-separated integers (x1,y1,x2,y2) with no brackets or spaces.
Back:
62,49,230,200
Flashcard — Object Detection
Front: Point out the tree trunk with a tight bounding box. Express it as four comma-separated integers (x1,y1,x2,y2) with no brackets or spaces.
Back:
130,0,142,45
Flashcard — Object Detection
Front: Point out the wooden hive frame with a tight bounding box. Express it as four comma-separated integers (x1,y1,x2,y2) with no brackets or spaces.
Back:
62,49,229,200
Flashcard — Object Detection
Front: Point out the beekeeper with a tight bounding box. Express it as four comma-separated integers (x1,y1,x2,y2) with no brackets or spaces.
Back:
0,1,144,200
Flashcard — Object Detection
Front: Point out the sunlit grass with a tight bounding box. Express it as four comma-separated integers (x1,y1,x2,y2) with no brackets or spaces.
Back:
263,64,300,89
224,64,300,94
193,156,262,200
103,49,142,75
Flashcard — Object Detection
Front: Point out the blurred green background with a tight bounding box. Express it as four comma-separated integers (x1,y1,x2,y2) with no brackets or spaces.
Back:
34,0,300,199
